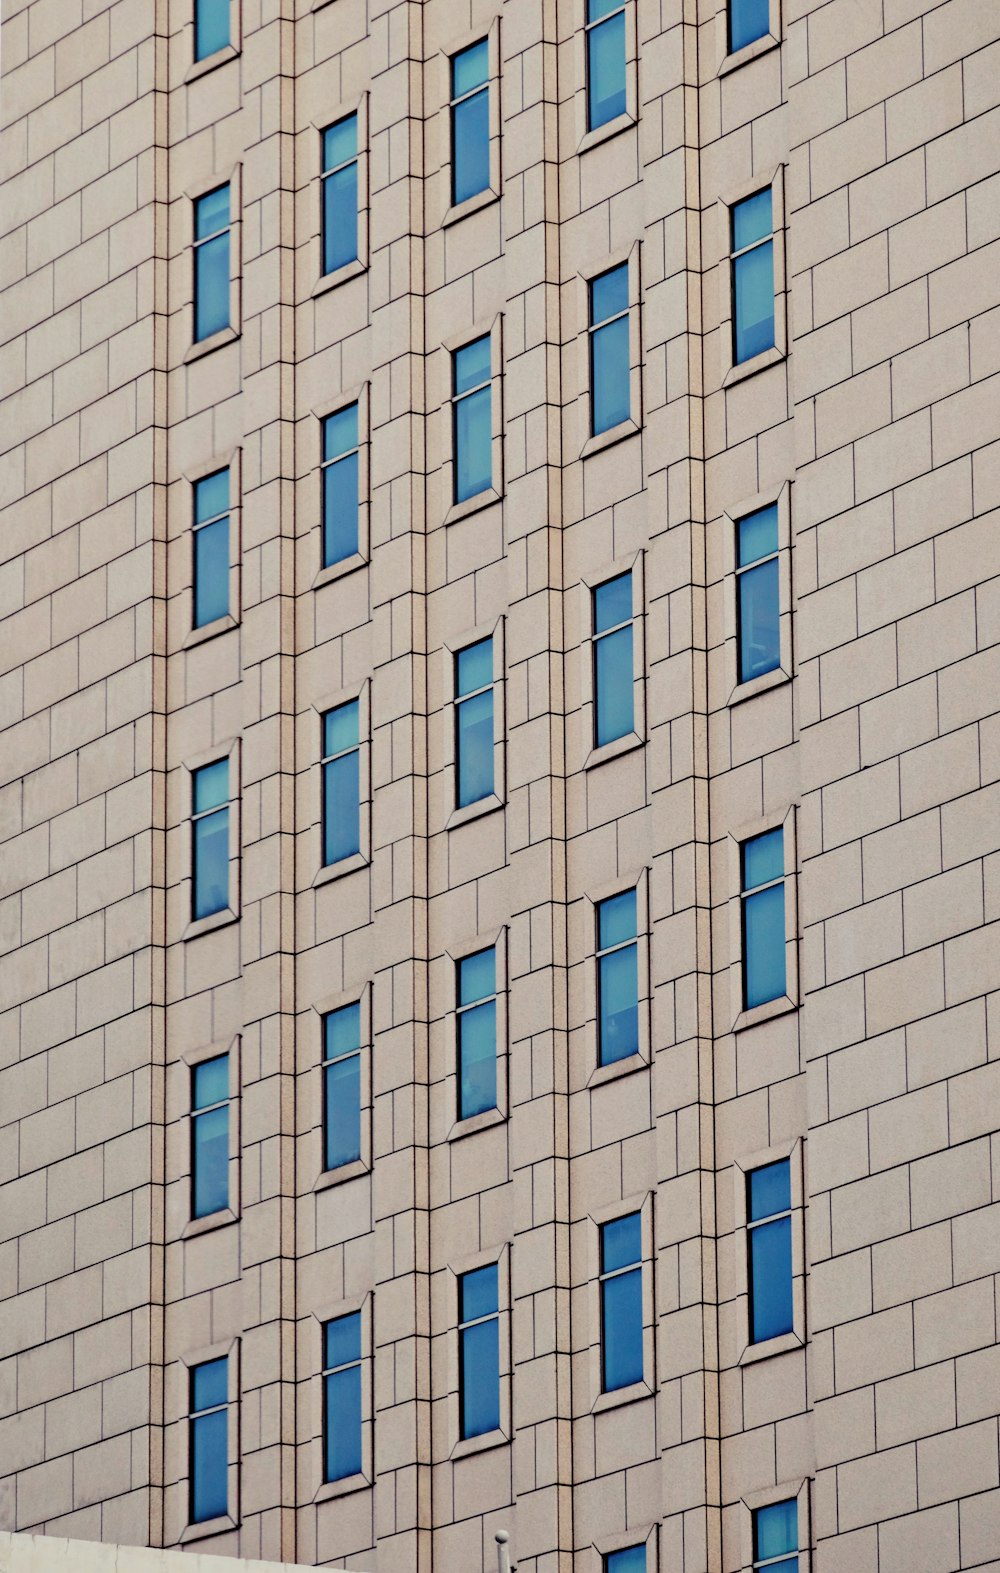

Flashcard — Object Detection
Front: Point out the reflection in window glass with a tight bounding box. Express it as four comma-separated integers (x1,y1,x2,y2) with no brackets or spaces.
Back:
322,701,361,867
600,1212,642,1391
322,403,360,567
451,40,490,206
194,0,230,60
731,188,775,364
323,1312,363,1481
593,572,634,746
455,637,494,808
452,336,493,503
322,115,359,275
753,1498,799,1573
190,1357,228,1523
729,0,770,55
596,889,639,1065
748,1158,794,1343
459,1264,500,1439
193,185,230,342
457,946,497,1120
741,826,785,1009
193,468,230,628
191,759,229,920
736,502,780,683
323,1003,362,1171
192,1054,229,1219
589,262,630,435
586,0,627,131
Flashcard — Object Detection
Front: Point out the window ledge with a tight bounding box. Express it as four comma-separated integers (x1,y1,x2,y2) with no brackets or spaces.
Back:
581,417,641,461
312,258,366,299
591,1378,654,1417
183,907,239,942
184,44,240,85
450,1427,509,1463
313,553,368,592
584,730,644,771
182,1207,239,1240
184,325,239,364
183,614,239,651
738,1329,803,1367
447,1106,506,1143
723,343,784,388
442,187,501,229
313,852,369,888
587,1049,649,1091
313,1158,369,1192
734,991,797,1034
314,1472,371,1504
181,1514,238,1544
718,31,781,77
577,110,637,156
727,662,791,707
444,486,503,528
446,793,504,832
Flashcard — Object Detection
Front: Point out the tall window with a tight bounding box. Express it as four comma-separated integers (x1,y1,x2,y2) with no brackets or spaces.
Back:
599,1212,642,1391
322,114,359,276
323,1312,363,1482
193,184,231,343
193,468,230,629
450,40,490,206
191,759,229,921
455,637,494,808
586,0,626,131
741,827,785,1009
747,1159,793,1344
596,889,638,1065
731,188,775,365
589,263,630,435
736,503,779,683
729,0,770,54
194,0,229,61
190,1356,228,1523
452,336,492,503
322,403,360,568
753,1499,799,1573
457,947,497,1121
192,1054,229,1219
321,701,361,867
323,1002,362,1172
458,1264,500,1439
592,572,634,746
606,1548,646,1573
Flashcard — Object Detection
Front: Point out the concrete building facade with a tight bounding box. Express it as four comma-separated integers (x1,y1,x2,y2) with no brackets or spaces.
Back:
2,0,1000,1571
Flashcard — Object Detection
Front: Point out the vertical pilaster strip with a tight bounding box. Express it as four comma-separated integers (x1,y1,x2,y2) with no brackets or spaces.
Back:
368,5,432,1573
238,2,298,1561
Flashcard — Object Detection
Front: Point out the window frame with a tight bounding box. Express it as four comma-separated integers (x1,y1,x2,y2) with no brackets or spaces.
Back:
578,868,651,1088
311,383,370,588
576,0,638,154
310,1293,373,1502
173,1035,240,1241
732,1138,806,1364
311,682,370,886
442,617,506,830
728,805,798,1031
444,925,509,1141
445,1245,511,1459
177,1338,240,1543
185,166,241,360
440,17,502,228
741,1480,811,1573
722,480,793,706
311,95,369,297
440,315,504,526
187,0,240,78
182,450,241,647
582,552,646,768
181,740,240,941
587,1192,655,1413
190,1050,232,1225
718,165,787,388
717,0,781,76
578,243,642,458
311,984,372,1190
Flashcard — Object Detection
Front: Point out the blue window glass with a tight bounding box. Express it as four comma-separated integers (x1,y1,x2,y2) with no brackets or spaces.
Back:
193,185,230,342
459,1264,500,1439
455,637,494,808
737,503,780,683
600,1212,643,1392
323,1312,363,1482
741,827,785,1009
596,889,639,1066
593,572,634,746
753,1498,798,1573
322,115,359,276
586,0,627,131
606,1548,646,1573
748,1159,794,1344
451,40,490,206
457,946,497,1121
191,759,229,921
732,188,775,365
321,701,361,866
452,336,493,503
193,468,230,628
323,1002,362,1171
194,0,230,60
729,0,770,54
190,1356,228,1523
192,1054,229,1219
322,403,360,567
590,262,630,435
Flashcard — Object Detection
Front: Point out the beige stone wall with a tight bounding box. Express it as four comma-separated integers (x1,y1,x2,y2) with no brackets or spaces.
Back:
0,1529,328,1572
1,0,999,1570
